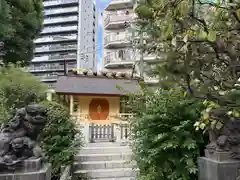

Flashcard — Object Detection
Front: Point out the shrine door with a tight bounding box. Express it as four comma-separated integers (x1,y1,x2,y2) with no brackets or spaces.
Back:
89,98,110,120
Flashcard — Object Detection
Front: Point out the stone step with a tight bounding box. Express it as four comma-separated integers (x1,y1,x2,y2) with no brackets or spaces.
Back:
74,160,135,170
75,168,137,179
89,177,136,180
86,142,128,147
80,146,132,154
75,153,132,162
91,139,114,143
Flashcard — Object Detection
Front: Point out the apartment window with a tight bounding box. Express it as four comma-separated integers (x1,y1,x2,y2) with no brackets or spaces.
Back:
85,55,89,62
118,50,124,59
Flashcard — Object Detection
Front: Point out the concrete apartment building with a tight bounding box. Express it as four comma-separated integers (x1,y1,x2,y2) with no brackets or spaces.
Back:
26,0,98,87
102,0,159,85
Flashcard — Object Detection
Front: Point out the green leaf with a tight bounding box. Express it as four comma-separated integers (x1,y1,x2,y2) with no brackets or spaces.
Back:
116,84,123,90
199,123,206,130
216,121,223,130
236,9,240,20
171,37,177,47
181,43,189,52
210,120,216,129
179,1,189,16
207,31,217,42
164,23,173,38
199,30,207,39
202,111,209,120
183,34,188,43
189,167,198,174
183,139,197,150
186,159,195,166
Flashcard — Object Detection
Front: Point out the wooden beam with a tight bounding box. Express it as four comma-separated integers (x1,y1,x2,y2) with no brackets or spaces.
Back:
70,95,73,116
56,92,123,97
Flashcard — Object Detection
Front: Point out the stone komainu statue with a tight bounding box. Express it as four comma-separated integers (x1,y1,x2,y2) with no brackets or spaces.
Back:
206,108,240,159
0,104,47,171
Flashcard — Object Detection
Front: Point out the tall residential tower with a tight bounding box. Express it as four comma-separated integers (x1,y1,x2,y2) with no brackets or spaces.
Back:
27,0,98,86
102,0,159,85
102,0,134,74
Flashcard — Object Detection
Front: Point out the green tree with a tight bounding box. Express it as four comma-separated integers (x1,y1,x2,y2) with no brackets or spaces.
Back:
40,101,82,180
129,88,207,180
0,65,47,123
0,0,43,65
135,0,240,104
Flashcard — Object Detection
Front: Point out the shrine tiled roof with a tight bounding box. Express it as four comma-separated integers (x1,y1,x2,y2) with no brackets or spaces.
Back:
55,72,141,95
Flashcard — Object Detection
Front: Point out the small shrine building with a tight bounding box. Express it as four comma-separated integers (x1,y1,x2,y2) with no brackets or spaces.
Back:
54,72,141,125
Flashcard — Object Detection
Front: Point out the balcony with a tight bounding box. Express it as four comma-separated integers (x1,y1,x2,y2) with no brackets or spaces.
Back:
105,0,134,10
26,64,76,73
44,7,78,16
41,25,78,35
104,33,131,48
35,44,77,53
27,65,64,72
43,0,78,8
32,54,77,63
44,16,78,25
35,34,77,44
43,16,78,26
104,52,133,68
104,12,133,29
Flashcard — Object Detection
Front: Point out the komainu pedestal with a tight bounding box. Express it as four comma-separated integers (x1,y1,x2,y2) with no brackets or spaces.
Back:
0,158,51,180
198,150,240,180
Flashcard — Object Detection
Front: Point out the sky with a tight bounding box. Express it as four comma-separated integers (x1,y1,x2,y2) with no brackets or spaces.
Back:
96,0,111,70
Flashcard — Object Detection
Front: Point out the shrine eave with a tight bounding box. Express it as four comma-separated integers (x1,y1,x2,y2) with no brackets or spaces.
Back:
55,75,141,96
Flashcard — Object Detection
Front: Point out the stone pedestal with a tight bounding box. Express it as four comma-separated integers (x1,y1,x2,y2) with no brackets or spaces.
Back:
113,123,129,146
113,123,121,142
79,122,89,144
0,158,51,180
198,150,240,180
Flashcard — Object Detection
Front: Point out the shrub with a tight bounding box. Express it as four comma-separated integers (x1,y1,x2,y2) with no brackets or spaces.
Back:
129,88,208,180
0,102,10,124
0,65,47,110
40,101,82,180
0,65,47,124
